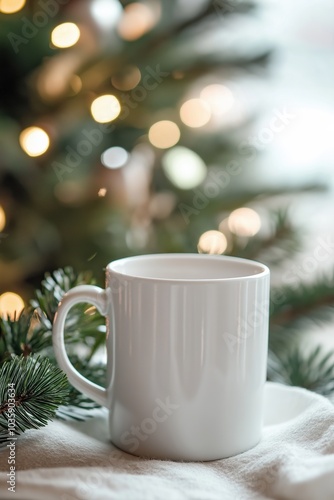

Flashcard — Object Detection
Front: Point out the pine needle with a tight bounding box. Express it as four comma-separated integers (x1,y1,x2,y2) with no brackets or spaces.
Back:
268,345,334,396
0,355,68,445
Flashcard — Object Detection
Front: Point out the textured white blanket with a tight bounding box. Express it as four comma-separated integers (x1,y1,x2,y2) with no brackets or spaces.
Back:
1,382,334,500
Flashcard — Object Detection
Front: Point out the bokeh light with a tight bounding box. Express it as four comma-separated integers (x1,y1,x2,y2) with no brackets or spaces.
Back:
126,226,149,250
200,84,235,116
101,146,128,169
197,230,227,254
54,181,85,205
149,192,176,219
180,98,211,128
51,23,80,49
98,188,107,197
70,75,82,94
117,2,158,41
91,95,121,123
218,217,229,234
111,66,141,91
148,120,180,149
19,127,50,157
0,292,25,320
37,53,79,101
228,207,261,237
91,0,122,28
0,206,6,232
0,0,25,14
162,146,207,189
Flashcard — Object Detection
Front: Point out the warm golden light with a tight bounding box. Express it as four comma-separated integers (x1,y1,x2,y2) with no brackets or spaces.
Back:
198,230,227,254
70,75,82,94
218,217,229,234
148,120,181,149
54,181,84,204
0,0,25,14
0,206,6,232
180,98,211,128
162,146,207,189
172,71,185,80
228,208,261,237
0,292,25,320
200,84,234,116
51,23,80,49
98,188,107,197
37,53,79,101
111,66,141,91
91,95,121,123
19,127,50,157
117,2,157,41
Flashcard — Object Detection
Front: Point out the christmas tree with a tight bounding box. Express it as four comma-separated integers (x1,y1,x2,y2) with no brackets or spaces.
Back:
0,0,334,441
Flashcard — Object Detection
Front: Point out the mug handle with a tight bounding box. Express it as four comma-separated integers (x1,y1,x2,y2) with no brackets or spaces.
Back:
52,285,109,408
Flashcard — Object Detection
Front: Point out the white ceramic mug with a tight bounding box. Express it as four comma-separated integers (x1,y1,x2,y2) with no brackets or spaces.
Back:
53,254,270,461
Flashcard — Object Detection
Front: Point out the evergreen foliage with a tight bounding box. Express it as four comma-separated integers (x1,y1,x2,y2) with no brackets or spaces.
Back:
0,355,68,444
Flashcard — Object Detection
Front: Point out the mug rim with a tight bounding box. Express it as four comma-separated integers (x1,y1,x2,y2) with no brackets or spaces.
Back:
106,253,269,282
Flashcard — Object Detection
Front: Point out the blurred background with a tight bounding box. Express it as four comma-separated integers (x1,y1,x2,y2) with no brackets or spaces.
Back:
0,0,333,359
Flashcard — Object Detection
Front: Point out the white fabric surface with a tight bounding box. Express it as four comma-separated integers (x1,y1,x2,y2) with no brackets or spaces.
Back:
1,382,334,500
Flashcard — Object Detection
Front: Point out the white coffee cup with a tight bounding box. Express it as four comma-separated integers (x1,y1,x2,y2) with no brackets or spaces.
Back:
53,254,270,461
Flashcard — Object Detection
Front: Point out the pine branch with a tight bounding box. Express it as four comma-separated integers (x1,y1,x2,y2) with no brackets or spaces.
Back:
56,355,106,420
77,0,271,106
233,209,302,265
0,267,105,364
270,275,334,328
0,268,108,427
32,267,97,324
31,267,106,354
0,356,68,445
268,345,334,398
0,309,52,364
146,0,257,48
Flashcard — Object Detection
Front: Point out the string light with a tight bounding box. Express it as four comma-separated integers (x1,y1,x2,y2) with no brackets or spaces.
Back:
19,127,50,157
228,208,261,237
91,95,121,123
101,146,128,169
0,292,25,320
148,120,180,149
162,146,207,189
197,230,227,254
0,0,25,14
51,23,80,49
90,0,122,29
218,217,229,234
180,98,211,128
111,66,141,91
200,84,235,116
0,206,6,232
117,2,157,41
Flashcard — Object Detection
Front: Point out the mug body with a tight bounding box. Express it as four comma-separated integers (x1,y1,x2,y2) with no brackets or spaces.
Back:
105,254,270,461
